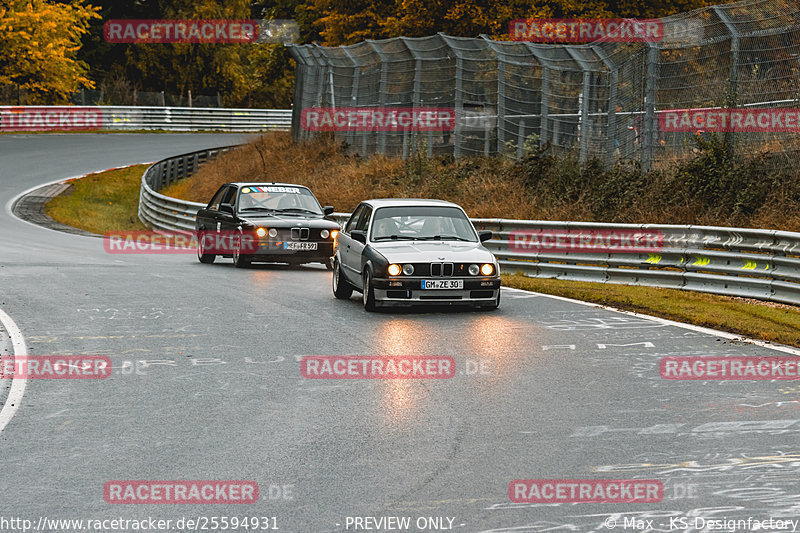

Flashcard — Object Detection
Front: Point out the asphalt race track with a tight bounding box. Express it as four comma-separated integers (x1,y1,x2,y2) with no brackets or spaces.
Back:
1,134,800,533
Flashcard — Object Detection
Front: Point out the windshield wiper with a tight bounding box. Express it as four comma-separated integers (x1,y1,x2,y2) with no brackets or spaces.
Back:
273,208,320,215
373,235,418,241
239,207,278,213
416,235,473,241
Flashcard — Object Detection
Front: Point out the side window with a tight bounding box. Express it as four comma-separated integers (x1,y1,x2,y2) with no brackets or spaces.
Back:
345,205,365,233
208,187,228,210
355,206,373,232
222,186,237,206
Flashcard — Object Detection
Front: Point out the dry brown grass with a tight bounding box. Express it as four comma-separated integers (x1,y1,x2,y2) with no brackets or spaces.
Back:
163,132,800,231
164,132,538,218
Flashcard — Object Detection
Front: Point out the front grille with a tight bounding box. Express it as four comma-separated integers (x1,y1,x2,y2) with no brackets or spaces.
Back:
291,228,310,240
430,262,454,277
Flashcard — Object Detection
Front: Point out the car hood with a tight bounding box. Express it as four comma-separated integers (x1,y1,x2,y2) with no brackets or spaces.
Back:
371,241,495,263
239,214,339,229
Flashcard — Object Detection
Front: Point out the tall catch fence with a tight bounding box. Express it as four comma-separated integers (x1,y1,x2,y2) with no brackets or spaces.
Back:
287,0,800,169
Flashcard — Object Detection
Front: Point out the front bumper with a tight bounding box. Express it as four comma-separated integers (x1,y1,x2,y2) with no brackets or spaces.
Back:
245,241,334,262
372,277,500,306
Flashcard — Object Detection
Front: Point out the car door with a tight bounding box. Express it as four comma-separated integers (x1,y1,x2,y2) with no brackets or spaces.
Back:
218,185,240,234
196,185,228,232
349,204,373,283
338,203,365,284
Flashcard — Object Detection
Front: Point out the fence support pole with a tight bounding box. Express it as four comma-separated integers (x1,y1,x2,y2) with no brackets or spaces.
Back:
593,45,618,168
566,48,593,164
642,42,659,171
714,6,740,155
367,41,390,154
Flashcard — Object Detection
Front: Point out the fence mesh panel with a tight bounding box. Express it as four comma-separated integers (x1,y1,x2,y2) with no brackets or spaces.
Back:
288,0,800,169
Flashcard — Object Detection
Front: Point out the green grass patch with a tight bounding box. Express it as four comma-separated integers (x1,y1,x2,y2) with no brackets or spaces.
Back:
45,164,150,234
503,274,800,348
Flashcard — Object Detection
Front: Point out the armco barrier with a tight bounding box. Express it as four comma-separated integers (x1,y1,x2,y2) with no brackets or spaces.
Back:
140,146,800,306
0,106,290,132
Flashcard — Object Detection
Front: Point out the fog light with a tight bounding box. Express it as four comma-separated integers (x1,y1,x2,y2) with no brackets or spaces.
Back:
468,264,480,276
256,227,267,237
268,228,278,238
320,229,330,239
481,263,494,276
402,264,414,275
388,264,401,276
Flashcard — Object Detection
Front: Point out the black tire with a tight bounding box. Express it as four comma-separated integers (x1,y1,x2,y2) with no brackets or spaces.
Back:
362,269,377,312
325,257,334,271
196,231,216,264
232,232,251,268
332,260,353,299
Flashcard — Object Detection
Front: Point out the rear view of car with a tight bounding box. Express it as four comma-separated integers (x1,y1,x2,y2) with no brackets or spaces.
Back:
331,199,501,311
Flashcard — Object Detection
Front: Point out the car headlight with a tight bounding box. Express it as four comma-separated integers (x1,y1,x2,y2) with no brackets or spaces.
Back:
331,230,339,240
468,264,480,276
387,264,401,276
481,263,494,276
268,228,278,238
402,264,414,275
256,227,267,237
320,229,330,239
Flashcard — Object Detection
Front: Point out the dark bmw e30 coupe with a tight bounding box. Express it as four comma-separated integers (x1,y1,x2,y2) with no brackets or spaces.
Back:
195,182,340,268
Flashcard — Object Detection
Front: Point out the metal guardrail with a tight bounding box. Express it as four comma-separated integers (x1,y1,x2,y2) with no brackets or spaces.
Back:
138,146,236,232
140,146,800,306
0,106,291,132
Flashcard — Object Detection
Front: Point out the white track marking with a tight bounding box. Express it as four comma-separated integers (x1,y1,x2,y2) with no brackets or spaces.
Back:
501,286,800,356
0,307,27,434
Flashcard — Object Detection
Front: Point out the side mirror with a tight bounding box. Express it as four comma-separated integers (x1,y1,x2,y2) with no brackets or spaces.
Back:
351,230,367,244
323,206,334,216
478,230,493,243
219,204,235,215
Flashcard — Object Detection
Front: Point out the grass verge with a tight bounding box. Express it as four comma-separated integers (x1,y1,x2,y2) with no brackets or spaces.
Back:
503,274,800,348
45,164,149,234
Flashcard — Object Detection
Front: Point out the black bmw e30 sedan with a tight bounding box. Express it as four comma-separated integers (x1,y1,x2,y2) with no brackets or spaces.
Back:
195,182,340,268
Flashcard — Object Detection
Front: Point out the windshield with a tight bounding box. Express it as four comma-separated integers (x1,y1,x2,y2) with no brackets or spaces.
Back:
370,206,477,242
236,185,322,214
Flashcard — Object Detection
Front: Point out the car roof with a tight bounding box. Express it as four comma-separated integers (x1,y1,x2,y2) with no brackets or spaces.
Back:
360,198,463,209
226,182,312,189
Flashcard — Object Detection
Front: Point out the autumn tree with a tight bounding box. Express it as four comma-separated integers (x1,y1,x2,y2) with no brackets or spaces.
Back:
0,0,100,103
122,0,252,105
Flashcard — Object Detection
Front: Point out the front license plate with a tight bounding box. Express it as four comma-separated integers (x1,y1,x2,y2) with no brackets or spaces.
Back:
421,279,464,290
284,242,318,251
